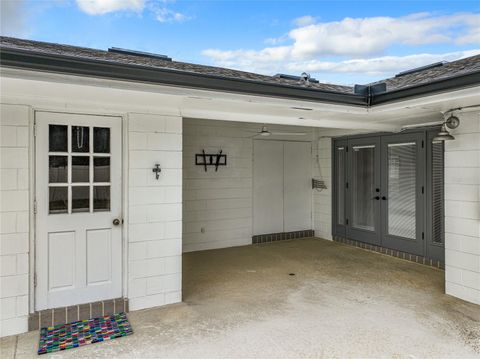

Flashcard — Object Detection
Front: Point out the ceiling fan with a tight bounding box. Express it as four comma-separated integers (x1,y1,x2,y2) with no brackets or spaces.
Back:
255,125,307,137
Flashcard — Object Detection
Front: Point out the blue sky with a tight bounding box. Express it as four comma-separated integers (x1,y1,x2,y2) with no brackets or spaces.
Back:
1,0,479,85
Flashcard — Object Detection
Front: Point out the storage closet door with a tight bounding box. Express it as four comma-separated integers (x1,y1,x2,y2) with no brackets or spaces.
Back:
284,142,312,232
253,140,284,235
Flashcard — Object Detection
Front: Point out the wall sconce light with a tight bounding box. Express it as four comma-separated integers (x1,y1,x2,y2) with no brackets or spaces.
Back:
433,114,460,141
152,163,161,180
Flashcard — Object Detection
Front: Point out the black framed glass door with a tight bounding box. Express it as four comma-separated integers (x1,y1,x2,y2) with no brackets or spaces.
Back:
380,133,424,255
332,128,444,262
346,137,381,246
333,139,348,237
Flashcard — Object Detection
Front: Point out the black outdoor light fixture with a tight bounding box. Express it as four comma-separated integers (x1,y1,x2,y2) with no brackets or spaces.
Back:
433,113,460,141
152,163,161,180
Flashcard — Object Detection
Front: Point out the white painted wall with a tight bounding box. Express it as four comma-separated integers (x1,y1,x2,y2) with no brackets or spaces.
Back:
0,77,186,336
182,120,254,252
128,113,183,310
0,104,30,337
444,110,480,305
183,119,318,252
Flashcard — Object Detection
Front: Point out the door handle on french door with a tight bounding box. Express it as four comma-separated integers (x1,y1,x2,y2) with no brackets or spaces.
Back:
381,196,387,200
113,218,121,226
374,196,380,200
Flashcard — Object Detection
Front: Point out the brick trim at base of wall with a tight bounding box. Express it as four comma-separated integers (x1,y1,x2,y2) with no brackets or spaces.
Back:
333,236,444,270
28,298,129,331
252,230,314,244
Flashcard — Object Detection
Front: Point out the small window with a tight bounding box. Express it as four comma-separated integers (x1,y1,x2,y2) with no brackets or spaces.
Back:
94,186,110,212
49,187,68,214
72,156,90,183
71,126,90,153
49,156,68,183
94,127,110,153
93,157,110,182
72,186,90,213
49,125,68,152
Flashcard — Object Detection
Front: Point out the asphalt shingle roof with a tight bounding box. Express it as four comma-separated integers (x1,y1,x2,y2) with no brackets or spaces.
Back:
378,54,480,91
0,36,352,93
1,36,480,95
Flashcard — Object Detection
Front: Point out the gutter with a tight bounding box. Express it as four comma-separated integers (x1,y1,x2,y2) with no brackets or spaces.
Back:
0,47,364,106
371,70,480,105
1,47,479,108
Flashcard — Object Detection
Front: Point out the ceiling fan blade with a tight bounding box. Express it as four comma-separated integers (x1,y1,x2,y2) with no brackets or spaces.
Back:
270,132,307,136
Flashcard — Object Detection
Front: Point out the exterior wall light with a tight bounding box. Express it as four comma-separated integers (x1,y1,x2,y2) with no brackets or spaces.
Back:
433,114,460,141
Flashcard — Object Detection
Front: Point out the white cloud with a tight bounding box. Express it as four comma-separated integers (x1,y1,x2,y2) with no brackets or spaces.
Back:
75,0,190,23
294,15,315,26
153,7,190,23
286,50,480,76
204,12,480,69
289,12,479,59
1,0,27,36
203,47,480,80
76,0,145,15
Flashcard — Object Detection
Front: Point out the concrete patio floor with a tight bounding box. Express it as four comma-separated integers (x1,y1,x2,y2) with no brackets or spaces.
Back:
2,238,479,358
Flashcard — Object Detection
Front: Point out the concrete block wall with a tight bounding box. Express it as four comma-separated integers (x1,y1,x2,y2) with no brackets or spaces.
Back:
313,136,332,240
444,110,480,305
183,119,318,252
0,104,30,336
182,119,254,252
127,113,183,310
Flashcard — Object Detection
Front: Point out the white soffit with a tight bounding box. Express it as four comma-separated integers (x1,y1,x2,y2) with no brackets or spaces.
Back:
1,68,479,132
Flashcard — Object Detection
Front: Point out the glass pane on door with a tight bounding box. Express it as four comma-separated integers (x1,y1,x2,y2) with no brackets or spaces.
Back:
387,142,416,239
351,145,375,231
336,147,345,225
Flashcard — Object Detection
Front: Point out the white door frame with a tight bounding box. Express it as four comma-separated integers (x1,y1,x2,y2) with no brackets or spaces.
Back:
33,109,125,311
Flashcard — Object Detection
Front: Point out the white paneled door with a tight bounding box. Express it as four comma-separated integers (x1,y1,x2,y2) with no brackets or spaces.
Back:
35,112,122,310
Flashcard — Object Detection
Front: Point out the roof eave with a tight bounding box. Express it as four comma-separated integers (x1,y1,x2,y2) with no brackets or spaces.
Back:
2,47,479,108
371,70,480,105
0,47,365,106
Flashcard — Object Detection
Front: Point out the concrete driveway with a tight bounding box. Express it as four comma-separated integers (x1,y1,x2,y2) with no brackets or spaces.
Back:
2,238,479,358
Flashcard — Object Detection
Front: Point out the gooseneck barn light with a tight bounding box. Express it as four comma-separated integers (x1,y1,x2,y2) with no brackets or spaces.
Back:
433,114,460,141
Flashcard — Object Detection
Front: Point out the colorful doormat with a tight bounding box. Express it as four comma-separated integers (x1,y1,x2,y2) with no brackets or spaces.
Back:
38,312,133,355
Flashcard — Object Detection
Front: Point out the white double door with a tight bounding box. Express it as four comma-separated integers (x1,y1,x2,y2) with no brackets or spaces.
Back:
35,112,122,310
253,140,312,235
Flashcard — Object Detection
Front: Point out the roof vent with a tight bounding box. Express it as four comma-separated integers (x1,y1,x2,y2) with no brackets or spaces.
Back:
108,47,172,61
395,61,447,77
274,73,319,84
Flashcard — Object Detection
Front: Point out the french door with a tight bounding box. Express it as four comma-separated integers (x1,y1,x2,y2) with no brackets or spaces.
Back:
333,130,443,260
346,137,381,245
380,133,424,255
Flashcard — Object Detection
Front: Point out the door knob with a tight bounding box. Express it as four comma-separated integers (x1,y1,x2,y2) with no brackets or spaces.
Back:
113,218,121,226
381,196,387,200
374,196,380,200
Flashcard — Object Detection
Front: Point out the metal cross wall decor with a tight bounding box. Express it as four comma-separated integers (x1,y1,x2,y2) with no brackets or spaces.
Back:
195,150,227,172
